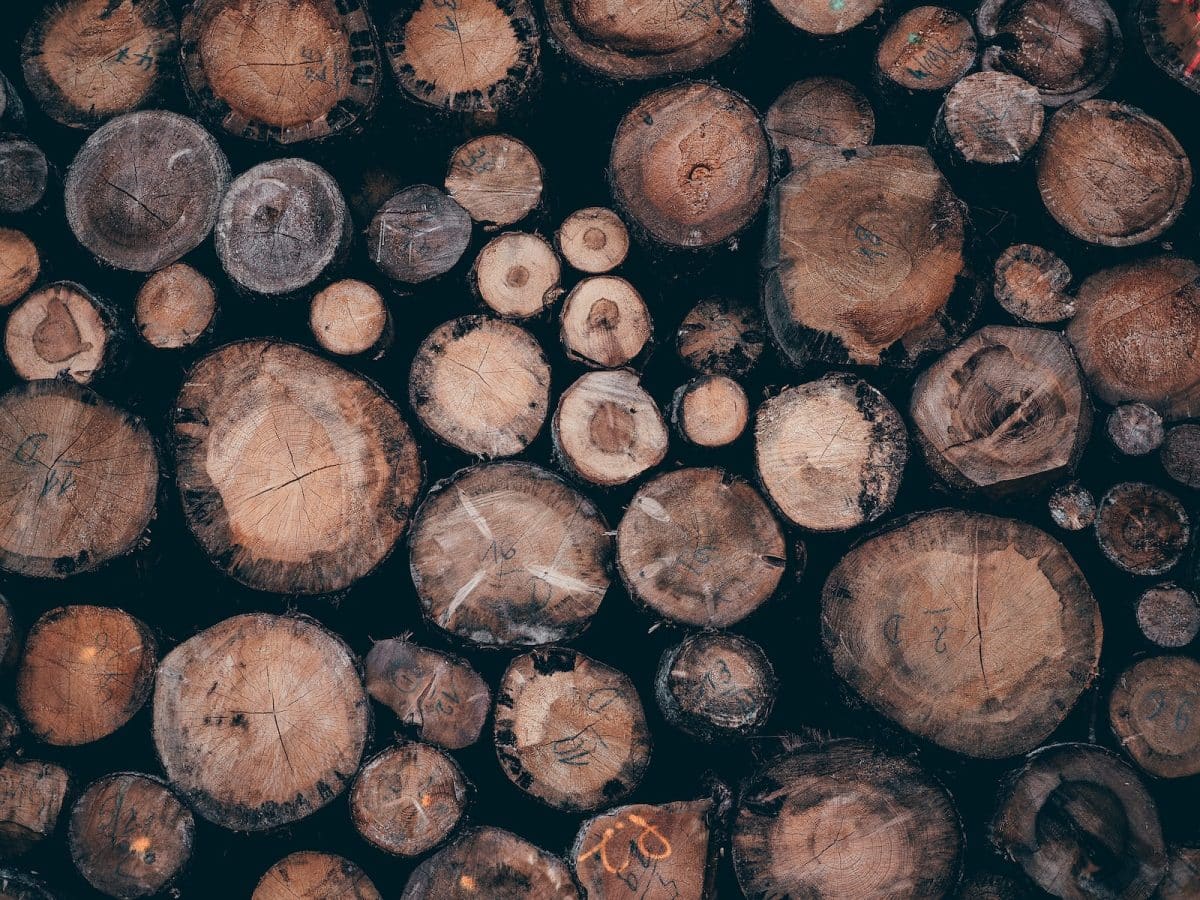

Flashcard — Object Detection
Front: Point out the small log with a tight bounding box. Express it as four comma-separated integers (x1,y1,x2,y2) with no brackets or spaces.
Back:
4,281,115,384
152,613,369,831
215,158,350,296
875,7,978,98
17,605,156,747
351,742,469,857
1136,584,1200,649
64,111,229,272
494,647,651,811
992,743,1165,899
308,279,391,358
1107,403,1165,457
0,759,69,855
617,467,785,627
1157,846,1200,899
1038,101,1191,247
552,369,668,486
21,0,178,129
384,0,540,117
977,0,1122,105
993,244,1074,325
253,852,380,900
401,827,579,899
68,773,194,899
473,232,561,318
1110,655,1200,779
556,208,629,274
768,0,882,36
135,264,217,351
763,145,976,368
409,462,610,646
732,741,962,899
673,375,749,448
1049,482,1097,532
0,229,38,308
174,340,422,594
676,298,763,377
409,316,550,457
0,137,48,215
609,83,769,249
0,871,53,900
1162,425,1200,489
445,135,543,227
0,379,158,579
756,374,907,530
765,77,874,169
823,510,1102,757
181,0,381,143
934,72,1044,170
364,637,490,749
560,276,652,369
1134,0,1200,97
1096,482,1190,576
368,185,472,284
655,631,775,740
911,326,1090,497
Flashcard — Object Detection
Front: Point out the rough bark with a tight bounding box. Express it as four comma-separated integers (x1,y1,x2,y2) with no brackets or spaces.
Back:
401,827,579,899
993,244,1074,325
308,279,391,358
559,276,652,369
252,852,380,900
765,77,874,169
673,375,749,448
135,264,217,350
655,631,775,740
1095,482,1190,577
445,135,543,227
675,298,763,377
556,208,629,274
368,184,472,284
4,281,115,384
473,232,562,319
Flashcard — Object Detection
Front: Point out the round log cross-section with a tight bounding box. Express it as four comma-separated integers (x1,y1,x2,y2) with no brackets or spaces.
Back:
401,827,579,899
253,852,381,900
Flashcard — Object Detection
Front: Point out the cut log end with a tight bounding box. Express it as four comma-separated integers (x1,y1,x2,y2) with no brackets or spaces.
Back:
253,852,381,900
1137,584,1200,649
5,281,113,384
1110,655,1200,779
655,631,775,739
401,827,579,899
0,229,39,308
1162,424,1200,489
557,208,629,275
676,298,764,377
876,7,977,94
1095,482,1190,576
1138,0,1200,95
0,137,48,215
938,72,1044,166
309,279,390,357
674,375,750,448
473,232,561,319
1107,403,1165,457
0,759,70,856
765,77,874,168
136,264,217,351
446,135,543,227
369,185,472,284
993,244,1074,324
560,276,652,369
769,0,882,35
1049,481,1097,531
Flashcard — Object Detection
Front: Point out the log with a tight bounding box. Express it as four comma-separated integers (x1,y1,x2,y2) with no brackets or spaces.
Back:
0,379,158,579
4,281,115,384
174,340,422,594
875,6,978,98
0,759,69,855
992,244,1074,325
1037,101,1191,247
64,111,229,272
763,145,976,368
556,208,629,274
1108,403,1165,457
0,73,25,130
755,374,907,530
1135,0,1200,96
732,741,962,899
822,510,1102,757
445,135,543,227
559,276,652,369
1157,847,1200,900
676,298,763,377
180,0,381,143
214,158,350,296
0,229,39,308
0,872,53,900
384,0,540,117
617,467,785,627
933,72,1044,170
308,279,391,358
1110,655,1200,779
152,613,369,831
368,184,472,284
764,77,874,169
1095,482,1190,577
977,0,1122,105
552,369,668,486
401,827,579,899
1162,424,1200,489
0,137,48,217
21,0,178,129
473,232,561,318
1049,481,1097,532
67,773,194,899
768,0,882,36
17,605,156,746
1136,584,1200,649
252,852,380,900
911,326,1090,497
350,742,469,856
494,647,651,811
609,83,769,249
654,631,775,740
409,316,550,457
992,743,1165,900
364,637,490,749
673,375,749,448
409,462,610,646
135,264,217,351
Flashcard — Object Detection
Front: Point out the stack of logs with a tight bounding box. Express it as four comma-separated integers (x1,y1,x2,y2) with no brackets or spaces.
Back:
0,0,1198,897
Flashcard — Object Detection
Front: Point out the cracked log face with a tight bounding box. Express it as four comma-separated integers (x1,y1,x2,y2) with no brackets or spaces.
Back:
446,135,543,227
410,462,610,646
368,184,472,284
152,613,369,832
822,510,1102,758
402,827,580,899
173,341,422,594
253,851,381,900
993,244,1074,324
937,72,1045,167
676,297,764,377
4,282,110,384
765,77,875,169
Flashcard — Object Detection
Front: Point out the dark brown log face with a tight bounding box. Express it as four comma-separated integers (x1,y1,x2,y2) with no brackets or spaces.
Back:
676,298,764,377
0,380,158,579
876,6,978,93
0,229,39,308
253,851,381,900
308,279,390,357
732,742,962,899
617,468,785,627
5,282,112,384
21,0,177,130
1157,846,1200,899
993,244,1074,324
445,135,543,227
1162,424,1200,489
557,208,629,275
938,72,1044,166
0,138,48,215
410,463,610,646
181,0,381,143
153,613,369,832
763,145,975,368
0,871,53,900
1108,404,1166,457
1137,584,1200,649
135,264,217,351
1050,481,1097,531
655,631,775,739
1136,0,1200,95
1095,482,1190,577
474,232,561,318
494,647,651,812
0,760,69,856
64,111,229,272
992,744,1166,900
977,0,1122,105
560,276,652,369
765,77,874,169
68,773,194,899
1037,101,1191,248
769,0,881,35
401,827,579,899
958,871,1037,899
368,185,472,284
610,83,769,249
673,375,750,448
823,510,1102,758
1110,656,1200,779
